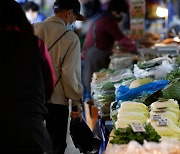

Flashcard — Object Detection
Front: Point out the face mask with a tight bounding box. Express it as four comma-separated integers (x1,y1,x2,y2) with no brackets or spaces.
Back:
67,21,75,31
25,11,38,22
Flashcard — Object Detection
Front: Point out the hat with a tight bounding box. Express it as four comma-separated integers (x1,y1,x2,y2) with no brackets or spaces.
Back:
108,0,129,14
54,0,85,21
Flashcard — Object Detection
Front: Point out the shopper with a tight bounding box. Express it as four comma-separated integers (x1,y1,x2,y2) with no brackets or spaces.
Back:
34,0,85,153
0,0,55,153
23,1,46,24
81,0,136,102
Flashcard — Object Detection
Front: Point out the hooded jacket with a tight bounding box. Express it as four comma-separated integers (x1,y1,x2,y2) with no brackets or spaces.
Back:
34,16,82,106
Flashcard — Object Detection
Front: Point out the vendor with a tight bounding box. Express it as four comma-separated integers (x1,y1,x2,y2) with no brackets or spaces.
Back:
81,0,136,102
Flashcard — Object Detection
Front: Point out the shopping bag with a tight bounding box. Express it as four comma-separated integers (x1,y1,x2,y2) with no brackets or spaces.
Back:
70,106,94,153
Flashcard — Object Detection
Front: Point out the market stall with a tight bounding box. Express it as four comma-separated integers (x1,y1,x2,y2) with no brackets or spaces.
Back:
88,33,180,153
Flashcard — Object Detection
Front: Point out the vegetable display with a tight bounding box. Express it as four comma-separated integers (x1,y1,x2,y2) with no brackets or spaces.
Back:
162,78,180,102
165,69,180,82
110,123,161,145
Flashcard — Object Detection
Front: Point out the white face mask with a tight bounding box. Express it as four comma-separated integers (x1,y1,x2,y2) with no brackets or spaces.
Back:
66,10,76,31
67,21,75,31
25,11,38,22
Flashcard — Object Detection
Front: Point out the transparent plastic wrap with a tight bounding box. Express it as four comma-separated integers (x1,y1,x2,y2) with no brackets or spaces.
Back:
105,139,180,154
134,58,176,79
91,69,135,108
125,141,143,154
109,56,133,70
134,60,174,79
142,141,167,154
92,69,134,86
105,144,127,154
99,102,111,121
105,141,143,154
107,69,135,83
143,139,180,154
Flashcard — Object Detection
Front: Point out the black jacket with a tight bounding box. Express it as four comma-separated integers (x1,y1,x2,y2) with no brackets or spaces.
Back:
0,31,52,153
0,31,47,118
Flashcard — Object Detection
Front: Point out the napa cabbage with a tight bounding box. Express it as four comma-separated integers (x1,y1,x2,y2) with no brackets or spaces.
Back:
117,111,148,124
151,99,179,110
115,118,141,129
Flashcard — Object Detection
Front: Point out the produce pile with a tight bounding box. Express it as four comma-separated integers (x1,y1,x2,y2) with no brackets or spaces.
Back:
150,99,180,140
115,101,149,129
91,53,180,152
91,69,134,120
110,123,161,145
110,76,180,143
110,98,180,145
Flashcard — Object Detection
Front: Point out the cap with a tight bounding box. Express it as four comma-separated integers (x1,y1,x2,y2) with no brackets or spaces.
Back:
108,0,129,14
54,0,85,21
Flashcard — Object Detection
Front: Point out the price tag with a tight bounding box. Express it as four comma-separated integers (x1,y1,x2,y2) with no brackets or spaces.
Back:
130,123,146,132
157,118,168,126
151,115,162,121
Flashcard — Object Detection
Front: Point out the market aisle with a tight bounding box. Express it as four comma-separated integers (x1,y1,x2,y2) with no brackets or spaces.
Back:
65,118,81,154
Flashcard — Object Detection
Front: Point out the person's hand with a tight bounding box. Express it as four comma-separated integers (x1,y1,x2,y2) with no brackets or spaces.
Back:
70,104,82,120
119,37,137,53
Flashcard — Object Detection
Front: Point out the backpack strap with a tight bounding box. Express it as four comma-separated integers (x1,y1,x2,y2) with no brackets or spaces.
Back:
47,30,70,86
48,30,70,51
54,43,70,86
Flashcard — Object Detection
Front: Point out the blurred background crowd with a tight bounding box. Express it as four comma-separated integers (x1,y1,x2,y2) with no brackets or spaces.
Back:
15,0,180,46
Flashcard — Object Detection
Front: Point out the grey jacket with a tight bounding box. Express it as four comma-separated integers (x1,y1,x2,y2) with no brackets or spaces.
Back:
34,16,82,106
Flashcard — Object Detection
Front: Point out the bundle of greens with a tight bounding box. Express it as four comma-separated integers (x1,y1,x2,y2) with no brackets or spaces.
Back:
98,94,115,103
176,54,180,66
165,69,180,82
101,82,115,91
110,123,161,145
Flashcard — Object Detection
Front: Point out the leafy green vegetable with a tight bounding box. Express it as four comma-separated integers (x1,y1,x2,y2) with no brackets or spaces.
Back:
162,78,180,102
100,102,111,115
111,112,118,123
101,82,115,91
110,123,161,145
165,69,180,82
98,94,115,103
176,54,180,66
137,61,159,69
134,90,163,106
